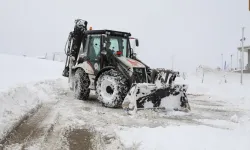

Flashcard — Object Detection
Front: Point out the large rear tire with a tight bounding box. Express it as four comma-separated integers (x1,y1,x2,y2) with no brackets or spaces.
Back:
73,69,90,100
96,69,129,108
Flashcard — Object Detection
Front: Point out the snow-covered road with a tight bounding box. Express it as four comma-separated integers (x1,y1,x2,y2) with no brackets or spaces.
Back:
1,78,249,150
0,54,250,150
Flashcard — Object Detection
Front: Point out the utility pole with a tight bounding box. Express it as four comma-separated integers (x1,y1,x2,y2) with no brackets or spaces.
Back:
221,54,223,70
237,50,239,69
231,54,233,70
240,27,246,84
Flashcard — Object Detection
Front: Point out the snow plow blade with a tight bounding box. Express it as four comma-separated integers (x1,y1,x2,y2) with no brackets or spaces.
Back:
122,83,190,114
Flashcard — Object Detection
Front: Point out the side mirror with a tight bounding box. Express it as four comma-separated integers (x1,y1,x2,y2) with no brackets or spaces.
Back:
78,53,87,63
135,39,139,47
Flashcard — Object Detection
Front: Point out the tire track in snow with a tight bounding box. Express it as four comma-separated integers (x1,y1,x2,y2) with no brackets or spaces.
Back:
1,101,59,150
0,104,42,146
66,128,94,150
1,79,248,150
130,94,247,130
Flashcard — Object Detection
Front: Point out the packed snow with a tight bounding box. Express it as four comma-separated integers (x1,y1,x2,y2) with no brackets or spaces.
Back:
0,54,249,150
116,125,250,150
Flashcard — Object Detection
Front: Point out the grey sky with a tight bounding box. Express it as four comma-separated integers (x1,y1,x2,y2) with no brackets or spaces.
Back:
0,0,249,72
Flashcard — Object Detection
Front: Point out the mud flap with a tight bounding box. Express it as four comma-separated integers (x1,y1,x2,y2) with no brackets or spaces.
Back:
122,83,190,115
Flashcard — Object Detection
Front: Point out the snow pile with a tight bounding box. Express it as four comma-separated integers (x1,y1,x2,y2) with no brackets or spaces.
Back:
0,54,65,141
0,81,61,140
230,114,239,123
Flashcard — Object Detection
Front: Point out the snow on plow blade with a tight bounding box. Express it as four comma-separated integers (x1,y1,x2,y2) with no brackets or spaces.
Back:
122,83,190,114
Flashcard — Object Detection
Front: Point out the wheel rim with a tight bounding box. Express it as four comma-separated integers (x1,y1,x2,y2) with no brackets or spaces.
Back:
106,86,114,95
100,79,116,101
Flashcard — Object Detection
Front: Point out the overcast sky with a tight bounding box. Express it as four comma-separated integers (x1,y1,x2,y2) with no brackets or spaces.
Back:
0,0,249,72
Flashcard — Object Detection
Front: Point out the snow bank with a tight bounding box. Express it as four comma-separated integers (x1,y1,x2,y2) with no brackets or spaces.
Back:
0,80,63,140
0,54,65,141
116,125,250,150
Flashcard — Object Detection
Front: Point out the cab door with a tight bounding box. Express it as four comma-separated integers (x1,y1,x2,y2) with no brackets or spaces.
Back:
87,34,101,75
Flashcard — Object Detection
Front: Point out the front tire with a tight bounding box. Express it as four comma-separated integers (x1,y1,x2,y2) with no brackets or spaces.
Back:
96,69,129,108
73,69,90,100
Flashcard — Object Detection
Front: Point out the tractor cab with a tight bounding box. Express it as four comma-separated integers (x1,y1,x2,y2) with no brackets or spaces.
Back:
75,29,139,75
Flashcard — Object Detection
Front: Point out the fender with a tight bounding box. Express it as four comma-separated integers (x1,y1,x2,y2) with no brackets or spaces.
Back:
72,61,94,75
94,66,115,87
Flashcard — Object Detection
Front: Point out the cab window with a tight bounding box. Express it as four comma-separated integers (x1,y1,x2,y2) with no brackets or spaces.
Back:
106,36,128,57
88,35,101,61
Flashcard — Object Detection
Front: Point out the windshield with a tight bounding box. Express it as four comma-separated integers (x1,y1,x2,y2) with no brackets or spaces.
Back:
106,36,129,57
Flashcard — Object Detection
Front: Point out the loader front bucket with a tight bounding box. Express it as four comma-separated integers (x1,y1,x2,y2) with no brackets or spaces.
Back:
122,83,190,115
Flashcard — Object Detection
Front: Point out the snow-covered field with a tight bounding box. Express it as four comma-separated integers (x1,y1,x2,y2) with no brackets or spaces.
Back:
0,54,64,91
0,54,249,150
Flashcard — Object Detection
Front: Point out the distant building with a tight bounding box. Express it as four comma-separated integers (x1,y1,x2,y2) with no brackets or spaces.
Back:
237,45,250,73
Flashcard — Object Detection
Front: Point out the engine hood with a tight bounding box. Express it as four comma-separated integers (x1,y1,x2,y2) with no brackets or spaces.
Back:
116,56,146,68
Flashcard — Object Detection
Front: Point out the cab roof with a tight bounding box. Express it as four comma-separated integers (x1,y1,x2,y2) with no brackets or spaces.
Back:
84,29,131,37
